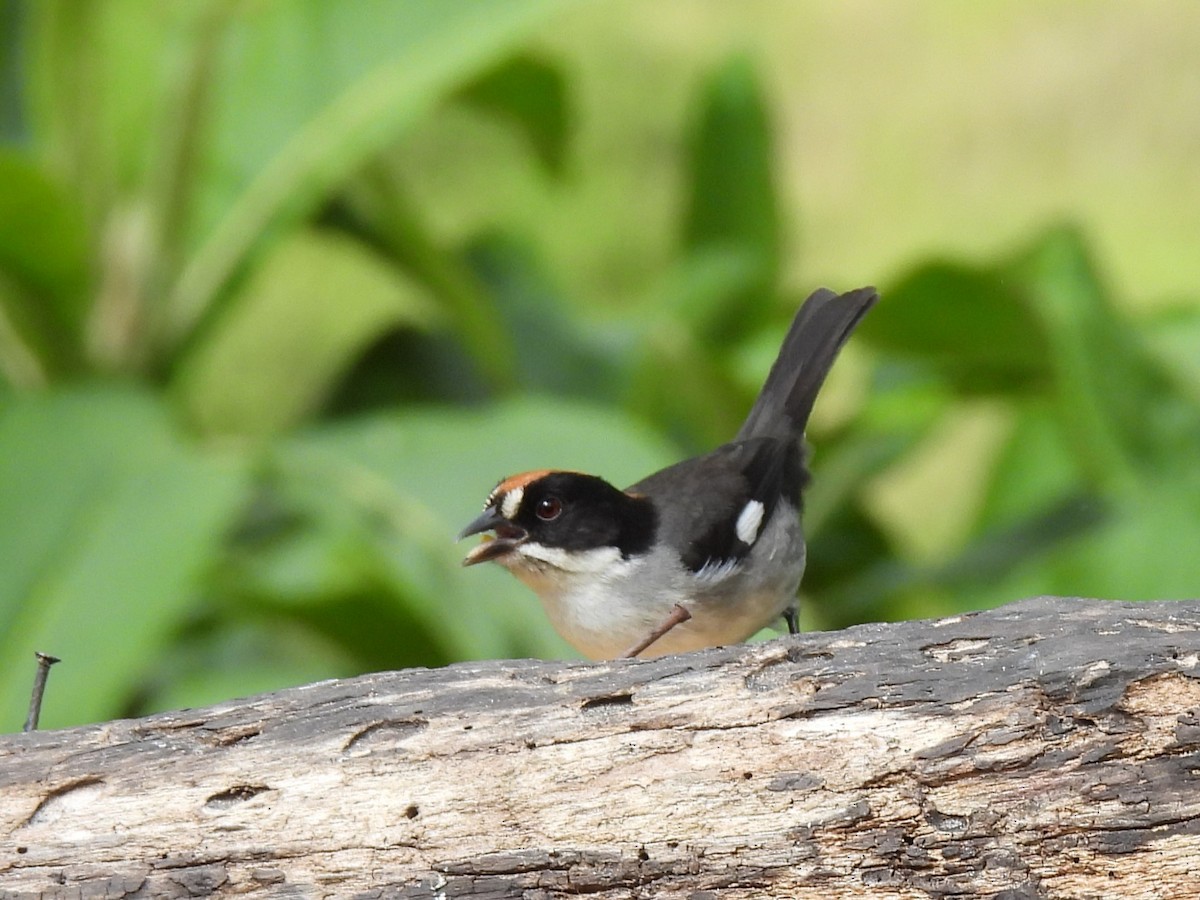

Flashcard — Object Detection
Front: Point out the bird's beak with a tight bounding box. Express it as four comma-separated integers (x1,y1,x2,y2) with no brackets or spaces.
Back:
458,510,528,566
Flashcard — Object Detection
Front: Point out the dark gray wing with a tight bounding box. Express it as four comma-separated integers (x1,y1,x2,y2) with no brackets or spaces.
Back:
628,437,803,574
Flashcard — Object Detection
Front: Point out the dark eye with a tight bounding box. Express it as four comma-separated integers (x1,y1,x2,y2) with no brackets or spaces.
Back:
535,496,563,521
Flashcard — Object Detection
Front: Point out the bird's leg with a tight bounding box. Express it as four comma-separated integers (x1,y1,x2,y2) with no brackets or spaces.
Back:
783,606,799,635
621,604,692,658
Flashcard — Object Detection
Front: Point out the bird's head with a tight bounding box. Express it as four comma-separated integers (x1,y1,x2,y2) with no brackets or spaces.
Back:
458,470,656,572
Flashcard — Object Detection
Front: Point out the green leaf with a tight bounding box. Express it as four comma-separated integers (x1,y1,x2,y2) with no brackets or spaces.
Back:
860,260,1052,392
0,274,49,388
1045,479,1200,600
341,164,518,391
0,385,247,730
1144,304,1200,405
23,1,174,213
867,228,1193,496
627,321,747,451
964,478,1200,608
141,619,357,716
456,53,571,176
0,1,22,141
681,55,780,343
863,400,1016,564
168,0,583,348
803,430,915,539
974,401,1085,533
267,397,681,662
0,148,90,371
656,246,767,340
176,227,440,437
464,231,620,400
1008,226,1177,490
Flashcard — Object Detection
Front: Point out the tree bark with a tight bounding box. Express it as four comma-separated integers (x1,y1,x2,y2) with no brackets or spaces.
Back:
2,596,1199,899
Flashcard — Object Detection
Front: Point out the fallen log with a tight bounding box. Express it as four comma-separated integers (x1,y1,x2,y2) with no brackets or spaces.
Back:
2,596,1199,898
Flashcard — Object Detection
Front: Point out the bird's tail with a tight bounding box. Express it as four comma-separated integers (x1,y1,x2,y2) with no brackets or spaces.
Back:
736,286,878,441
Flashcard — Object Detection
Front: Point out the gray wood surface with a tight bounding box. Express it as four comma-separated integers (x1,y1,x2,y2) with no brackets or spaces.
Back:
2,596,1199,898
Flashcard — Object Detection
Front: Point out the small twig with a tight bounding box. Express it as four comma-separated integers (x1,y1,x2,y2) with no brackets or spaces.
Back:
621,604,693,658
23,652,61,733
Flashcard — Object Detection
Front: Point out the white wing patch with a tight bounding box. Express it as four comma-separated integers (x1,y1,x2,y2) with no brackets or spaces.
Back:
501,487,524,520
735,499,765,545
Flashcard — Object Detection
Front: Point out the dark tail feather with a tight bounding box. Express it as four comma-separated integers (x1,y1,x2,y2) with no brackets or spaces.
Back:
737,286,878,441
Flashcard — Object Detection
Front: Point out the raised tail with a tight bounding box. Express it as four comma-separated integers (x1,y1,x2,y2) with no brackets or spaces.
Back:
736,286,878,441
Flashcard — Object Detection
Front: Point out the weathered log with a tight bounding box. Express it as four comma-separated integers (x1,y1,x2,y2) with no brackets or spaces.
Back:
2,596,1199,899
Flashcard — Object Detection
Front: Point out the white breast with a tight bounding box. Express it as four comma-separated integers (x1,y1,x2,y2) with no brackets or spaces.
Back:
503,508,806,659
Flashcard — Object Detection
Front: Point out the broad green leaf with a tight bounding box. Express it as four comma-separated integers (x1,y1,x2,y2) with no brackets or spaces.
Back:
23,1,193,215
0,1,21,141
176,228,440,437
815,488,1110,629
213,459,466,670
456,53,571,176
0,385,247,730
964,480,1200,609
0,149,89,304
863,400,1015,564
0,149,90,371
1144,304,1200,405
0,274,49,388
169,0,583,347
628,320,748,451
802,430,915,540
657,246,766,341
1009,226,1185,490
681,55,779,343
860,260,1052,392
974,401,1084,532
341,164,517,391
1044,479,1200,601
266,397,681,661
141,620,357,716
464,231,620,400
802,501,902,630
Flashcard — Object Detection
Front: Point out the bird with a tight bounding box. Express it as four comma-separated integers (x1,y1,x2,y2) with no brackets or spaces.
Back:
458,286,878,659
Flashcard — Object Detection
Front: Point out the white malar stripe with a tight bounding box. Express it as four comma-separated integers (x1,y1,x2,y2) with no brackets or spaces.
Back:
516,542,624,574
735,500,765,545
501,487,524,520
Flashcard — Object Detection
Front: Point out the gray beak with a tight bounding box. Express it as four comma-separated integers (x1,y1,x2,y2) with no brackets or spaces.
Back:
457,509,527,566
458,508,505,542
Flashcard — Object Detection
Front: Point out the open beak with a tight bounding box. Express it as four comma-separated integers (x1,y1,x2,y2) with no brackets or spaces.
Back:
457,509,528,566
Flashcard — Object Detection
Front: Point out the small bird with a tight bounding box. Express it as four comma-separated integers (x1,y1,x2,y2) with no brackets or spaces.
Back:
459,286,878,659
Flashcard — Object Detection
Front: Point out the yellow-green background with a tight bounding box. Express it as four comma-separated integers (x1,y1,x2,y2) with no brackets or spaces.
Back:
1,0,1197,730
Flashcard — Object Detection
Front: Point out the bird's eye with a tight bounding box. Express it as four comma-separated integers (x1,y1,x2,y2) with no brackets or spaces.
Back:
535,496,563,521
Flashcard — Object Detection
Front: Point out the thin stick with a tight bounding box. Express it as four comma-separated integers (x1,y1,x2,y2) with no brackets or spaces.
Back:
621,604,692,659
23,652,61,733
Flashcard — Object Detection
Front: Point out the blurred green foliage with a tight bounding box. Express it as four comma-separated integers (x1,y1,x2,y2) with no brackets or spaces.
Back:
1,2,1197,731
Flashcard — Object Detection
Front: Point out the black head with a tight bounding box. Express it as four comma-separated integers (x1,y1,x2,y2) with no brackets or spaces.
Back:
459,470,657,567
